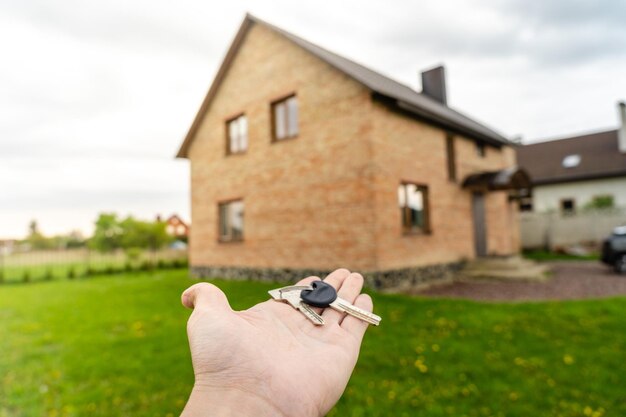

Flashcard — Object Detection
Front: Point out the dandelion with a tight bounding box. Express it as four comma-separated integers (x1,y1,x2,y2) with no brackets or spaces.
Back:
414,359,428,373
563,354,574,365
431,344,440,352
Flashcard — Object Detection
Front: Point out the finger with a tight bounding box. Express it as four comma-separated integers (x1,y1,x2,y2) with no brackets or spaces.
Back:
341,293,374,342
322,272,364,324
181,282,231,313
294,276,321,286
322,268,351,290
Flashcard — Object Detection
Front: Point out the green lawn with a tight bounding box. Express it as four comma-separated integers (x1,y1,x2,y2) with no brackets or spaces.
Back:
1,271,624,417
522,250,599,262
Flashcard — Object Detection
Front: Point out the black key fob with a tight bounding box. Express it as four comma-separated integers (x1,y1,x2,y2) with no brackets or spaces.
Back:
300,281,338,308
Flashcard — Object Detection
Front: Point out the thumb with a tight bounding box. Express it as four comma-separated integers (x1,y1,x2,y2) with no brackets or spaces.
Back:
181,282,231,313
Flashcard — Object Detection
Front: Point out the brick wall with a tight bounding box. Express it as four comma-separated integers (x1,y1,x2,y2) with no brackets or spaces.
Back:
186,22,519,276
369,103,519,270
188,23,377,271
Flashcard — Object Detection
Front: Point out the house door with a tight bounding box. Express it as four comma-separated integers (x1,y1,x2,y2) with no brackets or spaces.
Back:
472,192,487,257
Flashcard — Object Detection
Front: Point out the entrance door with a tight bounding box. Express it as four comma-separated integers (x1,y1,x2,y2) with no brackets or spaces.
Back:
472,192,487,257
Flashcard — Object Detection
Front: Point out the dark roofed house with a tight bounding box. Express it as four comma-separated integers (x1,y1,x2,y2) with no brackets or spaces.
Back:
517,102,626,214
177,14,529,287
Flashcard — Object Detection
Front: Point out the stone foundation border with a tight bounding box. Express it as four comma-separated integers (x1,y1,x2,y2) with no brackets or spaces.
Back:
191,262,464,291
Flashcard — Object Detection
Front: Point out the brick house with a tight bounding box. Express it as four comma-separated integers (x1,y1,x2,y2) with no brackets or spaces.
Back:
165,214,190,240
177,14,529,287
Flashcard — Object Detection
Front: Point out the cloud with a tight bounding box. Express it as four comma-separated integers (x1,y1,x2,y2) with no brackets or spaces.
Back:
1,0,625,237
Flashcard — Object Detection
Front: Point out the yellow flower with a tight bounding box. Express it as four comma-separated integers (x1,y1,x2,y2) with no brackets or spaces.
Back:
563,354,574,365
431,344,440,352
413,359,428,373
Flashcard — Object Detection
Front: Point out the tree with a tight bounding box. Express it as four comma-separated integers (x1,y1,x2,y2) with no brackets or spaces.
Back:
89,213,124,252
25,219,53,250
89,213,172,252
119,217,171,251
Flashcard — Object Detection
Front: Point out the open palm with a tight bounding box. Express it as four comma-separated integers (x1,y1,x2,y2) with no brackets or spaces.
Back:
180,269,374,417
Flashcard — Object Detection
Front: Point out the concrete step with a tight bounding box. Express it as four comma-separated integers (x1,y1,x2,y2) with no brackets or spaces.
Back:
461,256,550,282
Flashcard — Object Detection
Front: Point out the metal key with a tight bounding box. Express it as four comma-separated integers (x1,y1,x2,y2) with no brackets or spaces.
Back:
268,285,325,326
300,281,381,326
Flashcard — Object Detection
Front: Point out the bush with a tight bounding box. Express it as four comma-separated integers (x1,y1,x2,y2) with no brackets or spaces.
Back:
44,269,54,281
172,258,188,269
84,266,96,278
124,261,134,272
104,265,117,275
67,267,76,280
22,271,31,283
0,270,4,284
139,261,154,272
156,259,169,270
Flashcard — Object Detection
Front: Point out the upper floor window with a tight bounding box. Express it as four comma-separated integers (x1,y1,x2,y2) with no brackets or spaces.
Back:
226,115,247,154
475,141,486,157
218,200,244,242
272,95,298,141
398,183,430,234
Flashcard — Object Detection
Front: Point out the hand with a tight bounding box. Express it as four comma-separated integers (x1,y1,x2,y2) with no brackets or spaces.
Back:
180,269,374,417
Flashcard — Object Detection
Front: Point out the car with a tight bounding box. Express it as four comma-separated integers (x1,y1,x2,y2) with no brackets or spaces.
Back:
601,226,626,274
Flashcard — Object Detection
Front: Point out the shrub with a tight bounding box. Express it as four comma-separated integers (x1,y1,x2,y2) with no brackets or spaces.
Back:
84,266,96,278
140,261,154,272
156,259,169,270
172,258,188,269
0,270,4,284
104,265,116,275
44,269,54,281
124,261,134,272
67,267,76,280
22,271,31,283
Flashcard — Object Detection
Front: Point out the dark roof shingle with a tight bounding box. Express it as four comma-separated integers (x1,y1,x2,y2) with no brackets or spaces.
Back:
177,14,511,158
517,130,626,185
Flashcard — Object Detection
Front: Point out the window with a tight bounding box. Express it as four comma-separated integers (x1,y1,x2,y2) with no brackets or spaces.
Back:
226,115,247,154
446,134,456,181
475,141,486,157
560,198,575,215
272,95,298,140
519,198,533,212
218,200,244,241
398,183,430,233
562,154,581,168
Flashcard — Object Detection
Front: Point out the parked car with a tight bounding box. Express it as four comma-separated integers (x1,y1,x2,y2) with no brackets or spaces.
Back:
601,226,626,274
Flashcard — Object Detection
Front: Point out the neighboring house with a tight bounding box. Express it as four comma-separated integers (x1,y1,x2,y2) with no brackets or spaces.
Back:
165,214,190,239
517,102,626,215
0,239,16,256
177,14,529,286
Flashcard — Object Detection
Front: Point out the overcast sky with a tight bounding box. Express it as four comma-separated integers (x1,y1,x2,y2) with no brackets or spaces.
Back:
1,0,625,238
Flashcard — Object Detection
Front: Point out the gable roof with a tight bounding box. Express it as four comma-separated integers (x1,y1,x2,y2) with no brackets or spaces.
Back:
177,14,511,158
517,129,626,185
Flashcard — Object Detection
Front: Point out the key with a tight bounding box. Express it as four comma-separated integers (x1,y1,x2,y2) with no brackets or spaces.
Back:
268,285,325,326
300,281,381,326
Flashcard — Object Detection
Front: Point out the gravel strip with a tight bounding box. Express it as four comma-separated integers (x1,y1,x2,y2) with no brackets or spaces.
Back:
416,261,626,302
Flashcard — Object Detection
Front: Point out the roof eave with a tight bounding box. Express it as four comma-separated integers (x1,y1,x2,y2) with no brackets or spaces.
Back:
392,98,510,146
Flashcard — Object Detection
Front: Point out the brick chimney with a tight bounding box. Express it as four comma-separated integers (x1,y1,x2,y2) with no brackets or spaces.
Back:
421,65,447,105
618,101,626,153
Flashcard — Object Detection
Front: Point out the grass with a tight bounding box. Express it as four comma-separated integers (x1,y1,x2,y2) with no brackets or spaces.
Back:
0,249,187,283
1,271,625,417
523,250,600,262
